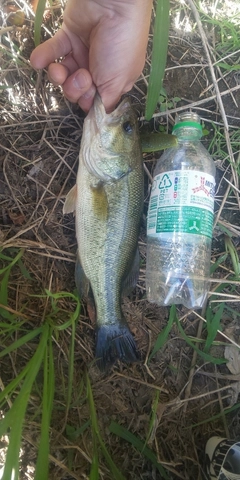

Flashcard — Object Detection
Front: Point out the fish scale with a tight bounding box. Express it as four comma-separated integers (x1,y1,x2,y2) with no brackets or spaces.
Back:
77,161,142,325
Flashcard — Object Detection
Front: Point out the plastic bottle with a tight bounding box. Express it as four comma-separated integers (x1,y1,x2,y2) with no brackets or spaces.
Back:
146,112,216,309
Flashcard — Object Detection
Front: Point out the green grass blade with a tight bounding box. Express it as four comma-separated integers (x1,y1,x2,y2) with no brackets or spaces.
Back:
35,331,54,480
0,249,24,319
96,431,126,480
0,364,30,408
60,304,77,439
47,332,55,421
225,305,240,318
142,390,160,450
0,248,24,275
186,402,240,429
145,0,170,120
0,251,16,262
0,323,49,436
225,236,240,276
66,310,76,411
18,259,32,280
217,223,234,237
217,62,240,71
34,0,47,46
0,327,43,358
2,397,26,480
45,290,81,331
210,253,228,274
85,372,102,479
0,323,49,479
89,436,99,480
204,303,225,353
66,420,91,471
0,320,19,333
0,330,45,408
66,420,91,441
0,318,30,335
149,304,176,361
0,268,13,319
86,373,126,480
175,315,226,365
109,421,170,479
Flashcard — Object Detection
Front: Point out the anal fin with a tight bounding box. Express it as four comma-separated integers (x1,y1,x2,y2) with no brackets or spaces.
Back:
75,254,90,299
75,254,96,323
122,248,140,297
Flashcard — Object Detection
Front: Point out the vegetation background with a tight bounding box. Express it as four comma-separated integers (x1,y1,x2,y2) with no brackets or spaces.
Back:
0,0,240,479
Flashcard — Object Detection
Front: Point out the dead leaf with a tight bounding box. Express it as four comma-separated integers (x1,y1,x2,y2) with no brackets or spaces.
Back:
87,298,96,324
157,403,167,422
7,10,25,26
8,210,26,226
225,345,240,375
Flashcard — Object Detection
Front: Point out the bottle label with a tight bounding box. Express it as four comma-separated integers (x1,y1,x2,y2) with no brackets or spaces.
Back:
147,170,215,238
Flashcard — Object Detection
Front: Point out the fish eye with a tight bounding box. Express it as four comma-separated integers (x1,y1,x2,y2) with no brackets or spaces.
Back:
122,121,133,134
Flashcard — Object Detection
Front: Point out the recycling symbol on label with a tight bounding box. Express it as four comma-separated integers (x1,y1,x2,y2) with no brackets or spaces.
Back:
159,174,172,189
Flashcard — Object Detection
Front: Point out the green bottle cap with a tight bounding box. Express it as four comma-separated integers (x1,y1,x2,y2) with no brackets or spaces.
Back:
172,121,202,132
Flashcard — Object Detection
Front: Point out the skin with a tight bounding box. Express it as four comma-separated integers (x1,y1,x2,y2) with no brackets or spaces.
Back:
30,0,153,112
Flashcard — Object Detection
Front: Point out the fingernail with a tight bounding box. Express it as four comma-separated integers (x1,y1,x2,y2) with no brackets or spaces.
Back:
73,71,89,90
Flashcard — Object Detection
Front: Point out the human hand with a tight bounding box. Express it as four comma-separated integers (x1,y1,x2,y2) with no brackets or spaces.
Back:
30,0,152,112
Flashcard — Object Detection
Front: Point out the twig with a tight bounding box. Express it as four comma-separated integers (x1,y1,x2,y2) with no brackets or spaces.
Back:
139,84,240,121
114,372,169,394
0,303,30,320
144,328,156,380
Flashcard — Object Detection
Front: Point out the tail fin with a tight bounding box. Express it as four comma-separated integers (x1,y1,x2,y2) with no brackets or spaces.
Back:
95,325,139,371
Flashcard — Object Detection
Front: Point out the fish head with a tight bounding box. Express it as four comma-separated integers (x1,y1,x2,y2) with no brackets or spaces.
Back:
82,94,142,182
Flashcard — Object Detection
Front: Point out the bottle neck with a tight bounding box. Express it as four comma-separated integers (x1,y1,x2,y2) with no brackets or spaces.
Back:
174,127,202,142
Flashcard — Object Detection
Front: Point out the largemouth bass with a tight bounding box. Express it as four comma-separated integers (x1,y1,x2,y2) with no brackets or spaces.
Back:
64,94,144,369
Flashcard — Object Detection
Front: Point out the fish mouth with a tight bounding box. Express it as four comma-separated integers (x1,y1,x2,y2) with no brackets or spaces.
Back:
105,96,133,125
88,93,132,131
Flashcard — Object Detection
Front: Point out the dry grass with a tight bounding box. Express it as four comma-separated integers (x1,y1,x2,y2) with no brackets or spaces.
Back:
0,0,240,479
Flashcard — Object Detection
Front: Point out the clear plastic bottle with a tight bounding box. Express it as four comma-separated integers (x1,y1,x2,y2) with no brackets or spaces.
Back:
146,112,216,309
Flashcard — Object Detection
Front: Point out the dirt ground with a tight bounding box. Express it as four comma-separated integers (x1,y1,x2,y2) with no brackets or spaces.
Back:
0,1,240,479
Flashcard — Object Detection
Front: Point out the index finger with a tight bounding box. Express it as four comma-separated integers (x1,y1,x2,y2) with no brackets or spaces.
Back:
30,29,72,69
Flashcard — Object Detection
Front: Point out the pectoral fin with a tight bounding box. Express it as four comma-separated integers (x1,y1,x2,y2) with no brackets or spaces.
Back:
141,132,178,153
63,185,77,214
